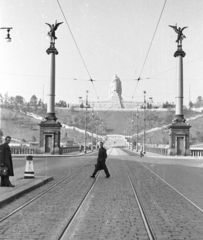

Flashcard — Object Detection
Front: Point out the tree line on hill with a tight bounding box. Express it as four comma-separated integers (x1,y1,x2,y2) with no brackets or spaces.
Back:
0,93,68,113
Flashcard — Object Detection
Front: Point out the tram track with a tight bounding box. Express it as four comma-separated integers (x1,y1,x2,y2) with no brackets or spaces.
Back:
0,161,94,224
59,148,156,240
0,149,113,240
58,148,113,240
123,148,203,214
119,148,156,240
122,148,203,239
4,147,203,239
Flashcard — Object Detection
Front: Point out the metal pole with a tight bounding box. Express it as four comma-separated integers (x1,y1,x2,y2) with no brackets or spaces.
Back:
91,107,94,151
143,91,146,153
131,115,134,150
136,108,138,152
96,119,98,150
84,90,88,153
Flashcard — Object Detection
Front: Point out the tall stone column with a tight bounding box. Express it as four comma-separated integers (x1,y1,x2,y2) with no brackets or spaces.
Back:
46,45,58,121
168,25,191,156
174,45,185,121
38,21,62,155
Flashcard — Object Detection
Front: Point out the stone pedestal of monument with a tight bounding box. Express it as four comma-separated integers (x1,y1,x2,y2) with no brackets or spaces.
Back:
109,91,124,109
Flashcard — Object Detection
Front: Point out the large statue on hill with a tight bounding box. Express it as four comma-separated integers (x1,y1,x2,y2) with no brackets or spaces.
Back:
109,75,122,99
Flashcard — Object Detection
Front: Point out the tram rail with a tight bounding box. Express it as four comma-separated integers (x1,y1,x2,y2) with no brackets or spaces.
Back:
59,148,156,240
0,164,88,223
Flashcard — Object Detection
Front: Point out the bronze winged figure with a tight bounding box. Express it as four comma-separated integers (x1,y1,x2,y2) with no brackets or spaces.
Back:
46,20,63,43
169,24,188,44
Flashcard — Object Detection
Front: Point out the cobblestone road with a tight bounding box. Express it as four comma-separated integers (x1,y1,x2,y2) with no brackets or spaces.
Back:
1,149,203,240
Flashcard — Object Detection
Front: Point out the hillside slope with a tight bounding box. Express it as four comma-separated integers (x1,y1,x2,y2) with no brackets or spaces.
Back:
1,107,202,145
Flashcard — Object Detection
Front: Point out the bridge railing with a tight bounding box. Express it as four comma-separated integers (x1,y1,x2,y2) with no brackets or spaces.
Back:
60,146,80,154
145,146,168,155
10,146,80,155
146,146,203,157
190,148,203,157
11,147,38,155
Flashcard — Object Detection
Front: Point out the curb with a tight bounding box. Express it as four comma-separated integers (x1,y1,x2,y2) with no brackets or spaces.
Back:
0,176,53,206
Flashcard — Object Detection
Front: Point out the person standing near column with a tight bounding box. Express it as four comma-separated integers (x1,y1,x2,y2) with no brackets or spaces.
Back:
0,136,14,187
90,142,110,178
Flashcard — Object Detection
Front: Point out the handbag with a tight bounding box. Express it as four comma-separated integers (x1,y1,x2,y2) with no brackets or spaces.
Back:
95,162,103,170
0,165,8,176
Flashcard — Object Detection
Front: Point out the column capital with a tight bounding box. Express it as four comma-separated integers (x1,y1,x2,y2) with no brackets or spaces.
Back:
46,43,58,55
174,45,185,58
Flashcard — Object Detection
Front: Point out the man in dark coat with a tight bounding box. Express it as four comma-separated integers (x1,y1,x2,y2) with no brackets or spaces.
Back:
90,142,110,178
0,136,14,187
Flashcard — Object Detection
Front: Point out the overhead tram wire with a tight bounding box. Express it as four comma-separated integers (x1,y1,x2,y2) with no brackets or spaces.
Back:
57,0,101,106
130,0,168,102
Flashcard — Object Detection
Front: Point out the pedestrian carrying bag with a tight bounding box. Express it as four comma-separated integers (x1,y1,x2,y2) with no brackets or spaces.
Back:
0,166,8,176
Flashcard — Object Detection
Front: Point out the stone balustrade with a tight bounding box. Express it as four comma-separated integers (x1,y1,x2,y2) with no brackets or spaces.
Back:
145,146,168,155
10,146,80,155
11,146,38,155
146,146,203,157
60,146,80,154
190,148,203,157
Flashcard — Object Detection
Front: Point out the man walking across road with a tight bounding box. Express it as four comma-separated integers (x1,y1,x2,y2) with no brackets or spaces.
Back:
0,136,15,187
90,142,110,178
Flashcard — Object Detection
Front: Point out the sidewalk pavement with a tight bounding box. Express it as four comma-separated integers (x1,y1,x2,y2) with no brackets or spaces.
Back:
0,175,53,206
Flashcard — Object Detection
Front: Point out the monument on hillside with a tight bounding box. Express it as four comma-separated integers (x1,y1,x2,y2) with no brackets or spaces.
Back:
39,21,63,154
88,74,142,109
167,24,191,156
108,75,124,108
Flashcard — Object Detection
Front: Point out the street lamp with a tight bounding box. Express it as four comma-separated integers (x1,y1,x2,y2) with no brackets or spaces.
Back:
84,90,88,153
143,91,146,154
0,27,13,42
0,27,12,144
131,118,134,150
96,118,98,150
136,108,139,152
91,106,94,151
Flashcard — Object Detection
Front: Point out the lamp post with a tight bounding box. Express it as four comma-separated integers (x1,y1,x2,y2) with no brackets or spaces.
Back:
143,91,146,153
136,108,139,152
131,117,134,150
96,118,98,150
91,106,94,151
84,90,88,153
0,27,12,144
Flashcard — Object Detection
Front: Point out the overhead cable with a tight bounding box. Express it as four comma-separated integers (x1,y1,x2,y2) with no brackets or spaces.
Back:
131,0,167,101
57,0,101,105
57,0,92,80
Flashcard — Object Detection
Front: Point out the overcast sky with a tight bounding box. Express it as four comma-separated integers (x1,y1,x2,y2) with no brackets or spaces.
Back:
0,0,203,106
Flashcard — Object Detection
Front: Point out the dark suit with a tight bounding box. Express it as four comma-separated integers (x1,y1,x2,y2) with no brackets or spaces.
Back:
0,143,14,186
91,147,110,177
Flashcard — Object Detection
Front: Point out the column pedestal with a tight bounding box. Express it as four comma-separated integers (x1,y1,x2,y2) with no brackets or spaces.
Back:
39,119,62,154
168,119,191,156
